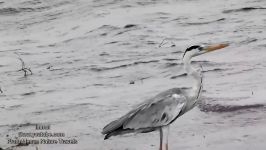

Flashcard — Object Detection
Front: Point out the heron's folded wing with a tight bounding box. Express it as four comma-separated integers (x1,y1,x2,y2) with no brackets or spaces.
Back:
123,95,186,129
102,106,142,134
102,88,186,134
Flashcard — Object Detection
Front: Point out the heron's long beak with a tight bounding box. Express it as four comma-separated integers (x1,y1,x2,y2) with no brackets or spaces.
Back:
205,43,229,53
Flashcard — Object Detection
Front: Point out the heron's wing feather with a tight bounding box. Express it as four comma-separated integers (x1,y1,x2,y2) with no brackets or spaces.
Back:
124,93,186,129
102,88,186,134
102,105,142,134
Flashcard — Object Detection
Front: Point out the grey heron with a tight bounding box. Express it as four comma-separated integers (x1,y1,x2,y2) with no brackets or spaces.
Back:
102,43,229,150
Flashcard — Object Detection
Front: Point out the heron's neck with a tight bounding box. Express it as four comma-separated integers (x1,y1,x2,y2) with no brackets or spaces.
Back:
183,56,202,100
183,56,194,75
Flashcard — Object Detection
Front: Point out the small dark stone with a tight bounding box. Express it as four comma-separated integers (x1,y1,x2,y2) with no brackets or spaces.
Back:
47,65,53,69
99,52,109,56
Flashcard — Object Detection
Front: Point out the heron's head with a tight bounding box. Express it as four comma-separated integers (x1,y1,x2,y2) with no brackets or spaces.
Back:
183,43,229,60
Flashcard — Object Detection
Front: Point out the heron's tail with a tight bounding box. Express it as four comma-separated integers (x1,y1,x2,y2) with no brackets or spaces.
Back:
103,127,133,140
102,119,123,135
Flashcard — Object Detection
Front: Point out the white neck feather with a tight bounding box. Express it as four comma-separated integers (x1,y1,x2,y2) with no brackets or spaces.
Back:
183,54,202,100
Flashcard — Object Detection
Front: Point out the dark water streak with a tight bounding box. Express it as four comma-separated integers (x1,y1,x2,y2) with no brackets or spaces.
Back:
223,7,266,13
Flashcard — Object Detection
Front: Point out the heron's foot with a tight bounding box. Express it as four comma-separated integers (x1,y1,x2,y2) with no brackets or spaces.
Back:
159,144,168,150
165,143,168,150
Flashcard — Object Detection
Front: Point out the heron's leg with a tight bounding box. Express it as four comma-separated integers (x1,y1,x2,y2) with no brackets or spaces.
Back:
162,126,170,150
159,127,163,150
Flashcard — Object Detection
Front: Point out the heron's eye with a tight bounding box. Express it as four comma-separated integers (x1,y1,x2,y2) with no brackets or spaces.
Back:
198,47,203,51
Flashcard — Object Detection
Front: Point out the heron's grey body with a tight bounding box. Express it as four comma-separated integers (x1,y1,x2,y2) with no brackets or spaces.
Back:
102,64,203,141
102,88,194,139
102,43,228,150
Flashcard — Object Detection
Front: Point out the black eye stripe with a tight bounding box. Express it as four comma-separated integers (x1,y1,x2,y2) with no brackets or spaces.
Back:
183,45,200,58
186,45,200,51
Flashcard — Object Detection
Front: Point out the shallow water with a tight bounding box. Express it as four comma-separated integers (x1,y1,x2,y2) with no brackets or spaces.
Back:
0,0,266,149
